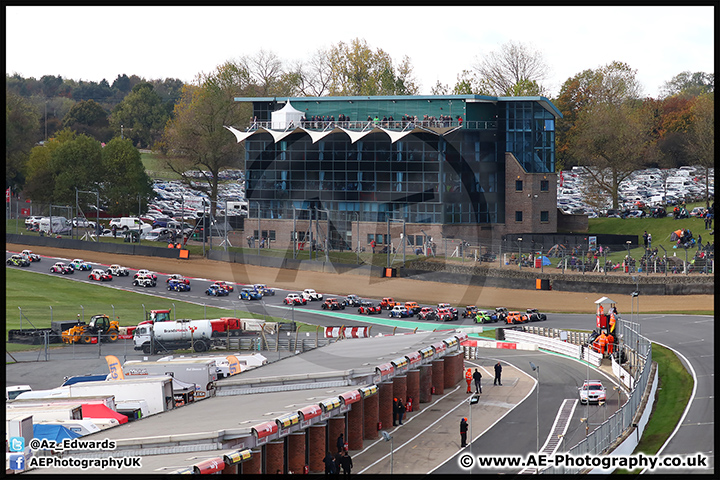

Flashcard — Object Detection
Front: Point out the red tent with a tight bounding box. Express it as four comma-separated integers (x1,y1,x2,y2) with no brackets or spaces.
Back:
81,404,128,424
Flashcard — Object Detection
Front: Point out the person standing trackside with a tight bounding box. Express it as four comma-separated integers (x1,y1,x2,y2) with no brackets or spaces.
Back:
465,368,473,393
323,451,336,475
392,398,398,426
473,368,482,394
643,231,648,249
494,362,503,386
460,417,468,448
647,232,652,249
336,433,345,453
397,398,405,425
339,450,353,476
370,239,376,253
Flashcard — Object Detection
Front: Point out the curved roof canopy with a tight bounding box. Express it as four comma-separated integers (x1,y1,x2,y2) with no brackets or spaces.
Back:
224,125,440,145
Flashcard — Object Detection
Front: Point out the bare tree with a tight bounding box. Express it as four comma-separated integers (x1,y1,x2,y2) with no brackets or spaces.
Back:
472,41,551,96
295,48,333,97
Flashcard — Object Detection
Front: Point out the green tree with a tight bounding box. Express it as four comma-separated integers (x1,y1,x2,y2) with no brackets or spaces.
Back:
100,138,154,215
660,71,714,98
6,89,40,192
62,99,112,142
110,82,169,148
161,64,249,215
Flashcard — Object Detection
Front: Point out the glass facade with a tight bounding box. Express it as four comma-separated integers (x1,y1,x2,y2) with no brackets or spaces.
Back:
240,95,559,231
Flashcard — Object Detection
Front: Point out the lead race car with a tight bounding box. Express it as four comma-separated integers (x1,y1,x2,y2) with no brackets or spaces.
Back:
21,249,41,262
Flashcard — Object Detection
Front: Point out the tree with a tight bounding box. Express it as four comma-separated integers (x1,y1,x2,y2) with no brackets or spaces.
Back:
684,93,714,208
569,101,652,209
110,82,169,148
660,71,714,98
471,41,551,97
161,64,249,215
62,99,112,142
294,49,333,97
6,89,40,192
100,138,154,215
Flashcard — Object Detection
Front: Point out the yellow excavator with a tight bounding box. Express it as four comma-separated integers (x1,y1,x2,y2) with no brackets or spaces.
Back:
62,314,119,344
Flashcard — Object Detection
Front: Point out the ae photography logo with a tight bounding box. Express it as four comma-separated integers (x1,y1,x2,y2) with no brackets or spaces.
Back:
8,436,142,471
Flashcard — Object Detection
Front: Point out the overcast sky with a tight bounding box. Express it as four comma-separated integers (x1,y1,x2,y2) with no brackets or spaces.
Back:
5,6,714,99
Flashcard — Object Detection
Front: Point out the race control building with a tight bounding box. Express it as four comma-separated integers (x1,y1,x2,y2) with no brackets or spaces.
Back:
227,95,562,251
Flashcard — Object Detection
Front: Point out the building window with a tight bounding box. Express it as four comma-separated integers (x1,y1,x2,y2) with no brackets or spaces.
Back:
515,180,523,191
515,211,523,222
540,180,549,192
540,211,549,222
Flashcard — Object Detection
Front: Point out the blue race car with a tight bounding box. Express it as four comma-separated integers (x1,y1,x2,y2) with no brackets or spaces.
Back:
253,283,275,296
167,279,191,292
69,258,92,271
240,288,262,300
206,284,229,296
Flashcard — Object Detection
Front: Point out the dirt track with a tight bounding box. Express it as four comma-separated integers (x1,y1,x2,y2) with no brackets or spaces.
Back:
8,243,714,314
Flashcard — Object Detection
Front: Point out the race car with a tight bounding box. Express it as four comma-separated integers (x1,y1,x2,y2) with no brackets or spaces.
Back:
437,303,458,320
389,305,412,318
417,306,438,321
166,273,190,285
50,262,74,274
206,284,230,296
494,307,509,323
462,306,479,318
474,310,497,324
436,308,454,321
357,301,382,315
505,311,529,324
21,249,41,262
134,269,158,281
302,289,323,301
132,275,156,287
70,258,92,271
107,264,129,276
404,302,421,315
7,254,31,267
344,294,362,307
579,380,607,405
321,298,345,310
283,293,307,305
240,288,262,300
213,281,235,293
253,283,274,296
167,279,191,292
380,297,399,309
526,308,547,322
88,269,112,281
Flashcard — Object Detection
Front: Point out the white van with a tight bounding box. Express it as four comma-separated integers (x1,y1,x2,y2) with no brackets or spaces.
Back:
109,217,150,232
39,217,71,235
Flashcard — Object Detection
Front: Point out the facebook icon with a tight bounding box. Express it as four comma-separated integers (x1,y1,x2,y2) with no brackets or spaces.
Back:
10,453,25,471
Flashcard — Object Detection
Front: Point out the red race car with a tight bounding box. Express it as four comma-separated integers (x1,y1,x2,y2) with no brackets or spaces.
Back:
88,269,112,281
357,301,382,315
212,281,234,292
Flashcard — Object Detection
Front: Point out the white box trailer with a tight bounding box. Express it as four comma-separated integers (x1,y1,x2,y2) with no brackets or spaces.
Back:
7,395,117,411
16,376,174,416
157,353,267,378
123,359,217,400
6,404,83,422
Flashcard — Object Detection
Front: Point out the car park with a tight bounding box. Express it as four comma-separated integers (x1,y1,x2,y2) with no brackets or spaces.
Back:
50,262,73,274
322,298,345,310
240,288,262,300
526,308,547,322
283,293,307,305
88,269,112,281
7,254,31,267
70,258,92,271
107,264,130,276
579,380,607,404
417,306,438,321
301,289,323,301
357,301,382,315
205,284,229,296
167,279,191,292
134,269,158,281
20,249,41,262
166,274,190,285
132,275,156,288
344,294,362,307
389,305,412,318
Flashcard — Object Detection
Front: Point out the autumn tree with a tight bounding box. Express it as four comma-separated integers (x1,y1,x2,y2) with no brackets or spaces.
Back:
6,89,40,192
684,93,714,208
470,41,551,97
161,63,250,215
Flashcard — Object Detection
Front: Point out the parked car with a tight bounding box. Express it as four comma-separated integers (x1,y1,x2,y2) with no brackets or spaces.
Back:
283,293,307,305
88,269,112,281
389,305,412,318
690,207,707,217
71,217,97,228
132,275,156,288
69,259,92,271
20,249,41,262
144,227,172,242
206,284,229,296
579,380,607,404
357,301,382,315
240,288,262,300
107,264,129,276
167,279,191,292
50,262,73,274
24,215,43,227
7,254,31,267
302,289,323,301
526,308,547,322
